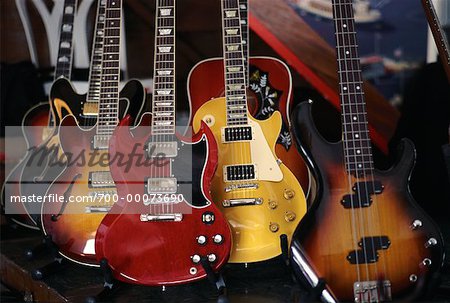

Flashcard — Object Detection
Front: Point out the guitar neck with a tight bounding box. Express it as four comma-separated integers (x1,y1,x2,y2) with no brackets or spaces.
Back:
332,0,374,176
96,0,122,136
151,0,176,135
422,0,450,82
222,0,249,126
239,0,249,84
86,0,107,103
54,0,78,80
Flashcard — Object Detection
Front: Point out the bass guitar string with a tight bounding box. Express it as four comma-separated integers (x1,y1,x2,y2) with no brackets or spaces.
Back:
332,0,362,286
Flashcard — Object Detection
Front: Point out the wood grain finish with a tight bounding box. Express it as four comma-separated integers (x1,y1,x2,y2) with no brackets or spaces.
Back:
290,102,444,301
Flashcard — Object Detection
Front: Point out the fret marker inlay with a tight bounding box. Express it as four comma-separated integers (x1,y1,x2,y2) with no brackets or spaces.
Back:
62,24,72,32
226,10,237,18
226,28,239,35
160,9,172,16
159,29,172,35
65,6,74,14
158,46,172,53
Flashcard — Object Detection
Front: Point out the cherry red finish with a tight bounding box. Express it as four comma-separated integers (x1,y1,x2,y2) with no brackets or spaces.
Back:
95,115,231,285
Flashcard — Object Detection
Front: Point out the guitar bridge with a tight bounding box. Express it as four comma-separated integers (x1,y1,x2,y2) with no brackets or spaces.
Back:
140,214,182,222
354,280,391,302
222,198,262,207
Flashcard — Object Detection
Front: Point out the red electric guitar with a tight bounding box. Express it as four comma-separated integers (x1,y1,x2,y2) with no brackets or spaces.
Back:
95,0,231,285
187,0,312,200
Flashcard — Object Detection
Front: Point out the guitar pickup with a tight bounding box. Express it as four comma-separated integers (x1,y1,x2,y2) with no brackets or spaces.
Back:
221,126,253,143
140,214,182,222
146,141,178,157
146,177,177,194
222,198,262,207
92,135,110,150
223,164,257,181
88,171,115,188
82,102,99,116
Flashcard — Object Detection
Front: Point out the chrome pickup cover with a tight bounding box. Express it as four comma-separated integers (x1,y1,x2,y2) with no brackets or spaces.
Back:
354,280,391,302
146,177,177,194
146,141,178,157
85,205,112,213
92,135,110,150
89,171,115,188
222,198,262,207
140,213,182,222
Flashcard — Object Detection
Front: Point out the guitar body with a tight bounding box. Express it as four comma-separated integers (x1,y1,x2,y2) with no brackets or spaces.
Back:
1,102,52,229
290,102,444,301
193,97,307,263
20,78,145,226
188,57,312,199
95,115,231,285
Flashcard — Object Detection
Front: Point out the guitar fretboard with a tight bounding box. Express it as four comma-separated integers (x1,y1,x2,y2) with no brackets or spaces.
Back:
96,0,122,136
86,0,107,104
239,0,249,84
54,0,78,80
222,0,249,126
151,0,176,135
332,0,374,176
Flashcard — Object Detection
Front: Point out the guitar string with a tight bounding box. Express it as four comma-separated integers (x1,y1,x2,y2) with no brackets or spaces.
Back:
333,0,362,285
341,0,388,286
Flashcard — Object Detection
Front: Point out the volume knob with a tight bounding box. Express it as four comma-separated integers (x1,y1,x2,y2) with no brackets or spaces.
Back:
425,238,437,248
191,254,201,264
213,234,223,244
208,254,217,262
197,235,207,245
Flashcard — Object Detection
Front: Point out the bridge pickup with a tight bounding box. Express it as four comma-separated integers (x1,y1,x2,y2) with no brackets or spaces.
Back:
347,236,390,264
354,280,392,303
225,183,258,192
82,102,99,116
146,141,178,158
146,177,177,194
221,126,253,143
222,198,262,207
224,164,256,181
341,180,383,208
85,206,112,213
92,135,110,150
88,171,115,188
140,213,182,222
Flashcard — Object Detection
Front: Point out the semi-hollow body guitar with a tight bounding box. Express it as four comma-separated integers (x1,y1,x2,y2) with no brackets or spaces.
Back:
41,0,145,266
289,1,444,301
193,0,307,263
95,0,231,285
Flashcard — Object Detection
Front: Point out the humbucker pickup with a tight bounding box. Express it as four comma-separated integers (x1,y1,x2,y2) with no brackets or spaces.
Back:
92,135,110,150
85,205,112,213
88,171,115,188
224,164,256,181
221,126,253,143
146,177,177,194
82,102,99,116
146,141,178,158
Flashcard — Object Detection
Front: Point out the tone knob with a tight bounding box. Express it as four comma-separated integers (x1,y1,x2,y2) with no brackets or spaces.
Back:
191,254,201,264
410,219,422,230
197,235,207,245
213,234,223,244
425,238,437,248
284,189,295,200
422,258,432,266
285,211,296,222
208,254,217,262
269,222,280,233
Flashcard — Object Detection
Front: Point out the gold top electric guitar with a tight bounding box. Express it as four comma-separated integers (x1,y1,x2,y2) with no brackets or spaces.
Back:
192,0,307,263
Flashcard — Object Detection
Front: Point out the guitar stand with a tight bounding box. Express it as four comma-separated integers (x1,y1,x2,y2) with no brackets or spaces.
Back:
85,258,120,303
31,235,67,280
200,257,228,303
280,234,289,266
25,234,52,260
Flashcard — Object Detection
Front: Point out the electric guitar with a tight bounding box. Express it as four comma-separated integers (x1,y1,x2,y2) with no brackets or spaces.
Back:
290,0,444,301
1,0,78,229
95,0,231,285
187,0,312,200
192,0,307,263
41,0,145,266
